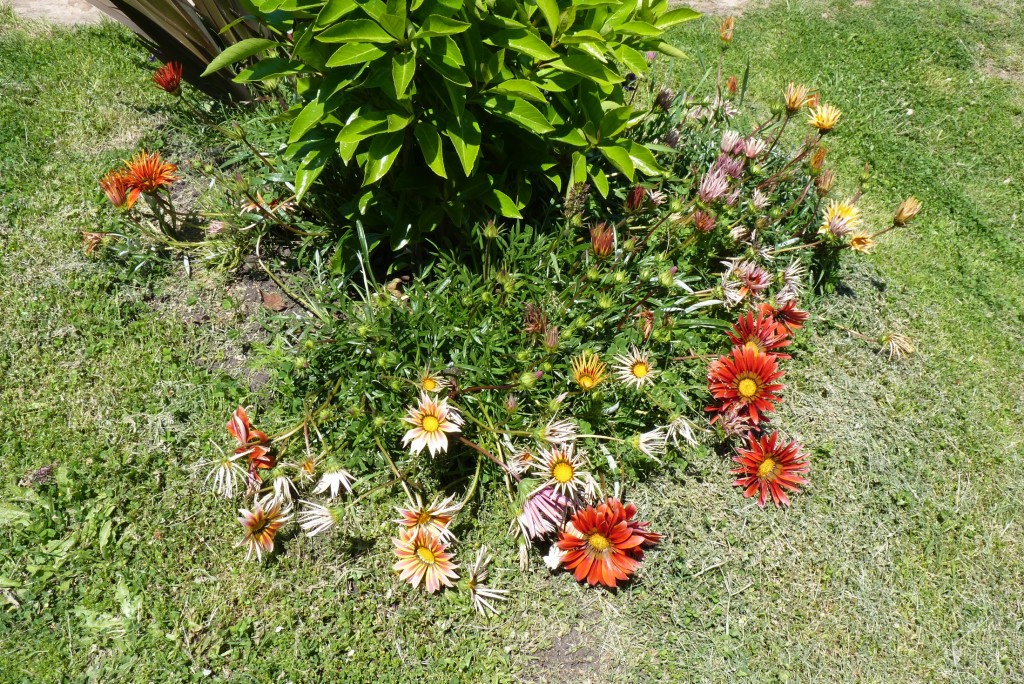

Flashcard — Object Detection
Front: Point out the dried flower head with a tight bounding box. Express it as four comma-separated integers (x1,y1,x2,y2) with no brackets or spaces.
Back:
808,145,827,173
726,75,738,96
466,546,509,615
81,231,109,256
893,196,922,226
523,303,548,336
720,16,735,43
815,169,837,197
655,88,674,112
693,209,717,233
297,501,339,537
879,332,915,360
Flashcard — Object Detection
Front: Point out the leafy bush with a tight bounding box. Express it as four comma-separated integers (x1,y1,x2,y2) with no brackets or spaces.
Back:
205,0,700,247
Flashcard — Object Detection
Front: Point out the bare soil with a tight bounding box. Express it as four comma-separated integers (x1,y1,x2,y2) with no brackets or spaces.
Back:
10,0,101,25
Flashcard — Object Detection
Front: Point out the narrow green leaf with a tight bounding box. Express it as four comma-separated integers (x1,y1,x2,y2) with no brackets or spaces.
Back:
392,51,416,97
486,29,559,61
598,144,635,179
316,19,396,43
414,122,447,178
481,95,555,134
416,15,471,38
533,0,559,34
362,131,403,185
315,0,358,27
202,38,278,76
326,43,387,66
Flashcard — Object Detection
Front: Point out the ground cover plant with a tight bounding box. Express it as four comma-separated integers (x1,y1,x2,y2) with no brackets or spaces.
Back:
2,0,1024,682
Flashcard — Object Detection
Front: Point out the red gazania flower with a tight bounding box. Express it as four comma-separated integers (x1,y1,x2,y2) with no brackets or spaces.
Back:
152,61,183,94
99,169,130,208
556,497,660,588
122,150,178,209
731,431,809,508
226,406,274,474
707,347,785,425
727,310,791,358
759,301,809,334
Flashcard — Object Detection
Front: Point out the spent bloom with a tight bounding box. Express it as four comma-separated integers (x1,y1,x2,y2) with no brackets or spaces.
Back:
516,486,572,541
466,547,509,615
297,500,338,537
719,16,735,43
848,231,876,253
402,392,463,456
395,493,463,542
200,452,246,499
698,169,730,203
81,231,108,256
99,170,130,209
418,370,448,393
633,428,668,459
313,468,356,499
893,196,922,226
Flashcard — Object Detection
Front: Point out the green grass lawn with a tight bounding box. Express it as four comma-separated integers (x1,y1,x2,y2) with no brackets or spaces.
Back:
2,1,1024,681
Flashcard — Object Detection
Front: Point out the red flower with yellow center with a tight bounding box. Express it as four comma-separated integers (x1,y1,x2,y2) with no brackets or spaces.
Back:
122,150,178,209
731,432,810,508
556,498,660,588
152,61,183,94
759,301,809,334
726,310,791,358
706,347,785,425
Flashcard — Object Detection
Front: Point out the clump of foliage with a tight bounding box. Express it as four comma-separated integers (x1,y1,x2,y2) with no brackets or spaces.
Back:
201,0,700,247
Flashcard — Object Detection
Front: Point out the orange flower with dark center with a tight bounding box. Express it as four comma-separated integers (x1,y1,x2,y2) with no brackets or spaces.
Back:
238,496,291,561
122,150,178,209
152,61,183,94
589,222,614,259
707,347,785,425
758,301,809,334
731,431,809,508
99,170,130,208
727,310,791,358
557,497,660,588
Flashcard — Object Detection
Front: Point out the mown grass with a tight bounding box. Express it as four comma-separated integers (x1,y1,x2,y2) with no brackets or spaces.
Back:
2,1,1023,682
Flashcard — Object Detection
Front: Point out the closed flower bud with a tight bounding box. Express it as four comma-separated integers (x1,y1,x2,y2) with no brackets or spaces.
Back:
720,16,735,44
726,75,738,96
622,238,637,252
625,185,646,212
544,326,559,352
893,196,922,226
808,145,827,174
597,294,615,309
589,222,614,259
613,270,627,284
505,394,518,412
519,371,538,388
483,219,500,239
586,266,601,282
655,88,674,112
815,169,836,197
658,270,675,288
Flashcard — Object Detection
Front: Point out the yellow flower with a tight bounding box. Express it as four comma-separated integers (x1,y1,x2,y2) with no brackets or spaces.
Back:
819,199,861,237
570,350,607,391
848,231,876,253
807,103,842,133
783,82,810,115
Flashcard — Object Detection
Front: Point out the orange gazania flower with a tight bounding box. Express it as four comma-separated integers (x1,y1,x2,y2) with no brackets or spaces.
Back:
237,496,291,561
122,150,178,209
590,222,614,259
731,431,809,508
758,301,808,334
707,347,785,425
81,231,108,256
395,493,463,542
727,310,791,358
393,529,459,593
227,406,274,475
556,498,661,588
152,61,183,94
99,169,130,208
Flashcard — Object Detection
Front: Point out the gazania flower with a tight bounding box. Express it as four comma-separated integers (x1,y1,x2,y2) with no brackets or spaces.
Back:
99,170,130,208
698,169,730,204
815,168,836,196
808,145,827,174
590,222,615,259
418,370,447,393
713,404,753,439
751,188,770,210
666,415,700,447
200,452,246,498
893,196,922,226
719,16,735,43
819,199,861,237
152,61,183,94
731,432,809,508
393,528,459,593
783,82,810,115
297,500,338,537
692,209,717,232
505,446,534,476
848,231,876,253
556,498,660,588
534,446,590,499
271,471,297,504
81,231,109,256
723,259,772,305
396,493,463,542
122,150,178,209
759,300,809,333
466,547,509,615
721,130,743,155
538,418,577,446
707,347,785,425
570,350,607,391
238,496,291,561
515,486,572,541
727,310,792,357
714,153,744,179
655,88,674,112
523,303,548,335
402,392,463,456
625,185,646,212
226,406,274,473
612,346,656,389
632,428,667,458
775,263,808,305
726,75,738,96
295,453,321,484
313,468,356,499
808,103,842,133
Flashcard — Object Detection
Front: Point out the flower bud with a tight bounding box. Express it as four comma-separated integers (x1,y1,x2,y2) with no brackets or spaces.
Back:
597,294,615,309
586,266,601,282
893,196,922,226
544,326,559,352
505,394,518,412
625,185,646,213
622,238,637,253
719,16,735,44
482,219,500,239
519,371,538,388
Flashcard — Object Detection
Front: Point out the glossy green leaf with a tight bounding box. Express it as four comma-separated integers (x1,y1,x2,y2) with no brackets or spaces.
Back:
549,53,623,84
484,188,523,218
316,19,396,43
655,41,688,59
392,51,416,97
326,42,387,66
481,95,555,134
598,144,634,179
486,29,559,61
569,151,586,189
362,131,403,185
444,111,481,176
655,6,700,29
416,15,472,38
314,0,358,27
613,43,648,75
414,122,447,178
488,79,547,103
295,145,330,200
202,38,278,76
588,164,609,197
616,21,662,36
624,140,666,176
533,0,559,35
289,98,326,143
599,105,632,139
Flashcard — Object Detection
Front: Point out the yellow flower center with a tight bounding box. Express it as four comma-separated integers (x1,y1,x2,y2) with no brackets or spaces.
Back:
415,511,432,525
416,545,436,564
743,340,762,353
737,378,758,399
422,377,437,391
578,375,596,390
588,533,611,552
631,362,649,378
301,459,316,475
421,415,440,432
552,461,575,484
758,457,780,480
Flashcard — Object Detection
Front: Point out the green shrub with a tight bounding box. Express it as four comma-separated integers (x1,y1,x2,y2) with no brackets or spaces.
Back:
205,0,700,247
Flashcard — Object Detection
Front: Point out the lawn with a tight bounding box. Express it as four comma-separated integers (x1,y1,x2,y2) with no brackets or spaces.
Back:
1,0,1023,682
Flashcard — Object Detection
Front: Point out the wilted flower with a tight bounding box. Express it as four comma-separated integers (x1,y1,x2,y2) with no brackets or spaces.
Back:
662,129,681,149
879,332,915,360
743,137,767,159
819,199,861,238
808,145,827,173
570,350,607,391
720,16,735,43
238,496,291,562
775,261,808,305
893,196,922,226
271,471,297,504
466,547,509,615
713,404,753,439
539,418,577,446
226,407,274,474
297,501,338,537
313,468,356,499
655,88,674,112
808,103,842,133
152,61,183,94
523,303,548,335
543,544,564,570
721,130,743,154
751,188,770,210
516,485,572,540
633,428,668,458
122,150,178,209
393,529,459,593
590,222,615,259
726,75,738,96
396,493,463,542
760,300,809,333
505,394,519,413
81,231,109,256
200,452,246,499
691,209,716,233
637,308,655,341
544,325,560,352
666,416,700,447
99,170,130,208
402,393,463,456
647,189,667,206
783,82,810,115
848,231,876,253
815,169,836,197
714,153,745,179
612,346,656,389
698,170,730,203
